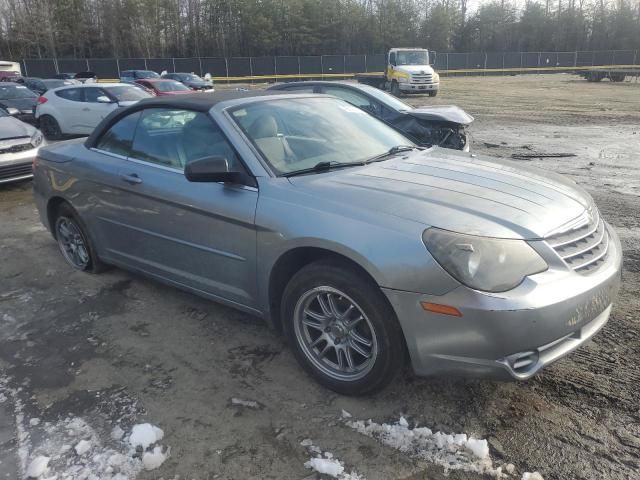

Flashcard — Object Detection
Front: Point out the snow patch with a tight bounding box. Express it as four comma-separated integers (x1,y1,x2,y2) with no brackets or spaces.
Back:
230,397,260,409
128,423,164,450
74,439,91,456
523,473,544,480
302,438,366,480
347,417,496,476
341,409,352,419
26,456,49,478
142,445,169,470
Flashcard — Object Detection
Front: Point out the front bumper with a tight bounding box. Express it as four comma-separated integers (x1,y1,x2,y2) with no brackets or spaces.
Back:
384,224,622,380
0,146,41,184
400,82,439,92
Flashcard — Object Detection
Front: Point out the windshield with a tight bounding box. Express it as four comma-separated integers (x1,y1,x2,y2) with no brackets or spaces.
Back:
138,71,160,79
106,85,152,102
0,85,37,99
357,84,413,112
155,81,190,92
396,50,429,66
184,74,202,81
230,97,413,175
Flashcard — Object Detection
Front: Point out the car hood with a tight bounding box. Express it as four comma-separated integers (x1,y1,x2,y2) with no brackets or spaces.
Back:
395,65,435,75
0,97,37,112
407,105,474,125
0,115,36,139
288,148,593,239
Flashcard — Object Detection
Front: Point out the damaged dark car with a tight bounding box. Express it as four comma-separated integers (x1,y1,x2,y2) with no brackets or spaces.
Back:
267,80,473,151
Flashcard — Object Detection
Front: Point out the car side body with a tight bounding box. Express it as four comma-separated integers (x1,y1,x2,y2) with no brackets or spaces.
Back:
268,81,473,151
35,83,152,139
32,92,622,394
161,72,214,91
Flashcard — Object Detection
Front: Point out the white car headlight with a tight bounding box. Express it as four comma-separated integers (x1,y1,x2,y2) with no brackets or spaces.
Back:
433,72,440,82
397,75,409,83
423,228,548,292
31,130,44,147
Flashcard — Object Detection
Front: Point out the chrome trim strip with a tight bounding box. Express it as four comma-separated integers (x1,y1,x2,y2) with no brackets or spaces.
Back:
91,147,128,161
560,222,606,260
573,232,610,270
547,218,601,248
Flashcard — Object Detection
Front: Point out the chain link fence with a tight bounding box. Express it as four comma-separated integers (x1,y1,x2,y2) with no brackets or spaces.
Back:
17,50,639,80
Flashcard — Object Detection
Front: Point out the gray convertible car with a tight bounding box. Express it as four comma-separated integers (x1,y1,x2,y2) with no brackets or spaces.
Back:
32,91,622,395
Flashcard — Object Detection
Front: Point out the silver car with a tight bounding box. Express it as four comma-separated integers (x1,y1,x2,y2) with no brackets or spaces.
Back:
32,92,622,395
0,107,45,184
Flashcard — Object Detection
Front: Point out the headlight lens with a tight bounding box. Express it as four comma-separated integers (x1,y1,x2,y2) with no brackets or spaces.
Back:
433,72,440,82
31,130,44,147
423,228,548,292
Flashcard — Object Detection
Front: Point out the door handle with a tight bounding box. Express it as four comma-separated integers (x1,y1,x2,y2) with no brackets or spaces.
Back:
120,173,142,185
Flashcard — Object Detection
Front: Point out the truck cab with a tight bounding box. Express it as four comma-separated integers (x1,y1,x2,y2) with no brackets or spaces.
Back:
386,48,439,96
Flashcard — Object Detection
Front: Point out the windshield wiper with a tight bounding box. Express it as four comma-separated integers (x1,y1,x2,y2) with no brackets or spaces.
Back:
283,161,365,178
364,145,417,164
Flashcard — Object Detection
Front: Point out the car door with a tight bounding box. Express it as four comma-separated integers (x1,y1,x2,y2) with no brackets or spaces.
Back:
79,87,119,133
107,107,259,308
52,87,86,134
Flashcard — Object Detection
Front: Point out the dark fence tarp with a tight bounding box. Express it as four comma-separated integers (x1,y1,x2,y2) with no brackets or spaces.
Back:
23,59,57,77
88,59,118,77
228,57,251,76
200,57,227,76
174,58,200,75
275,56,299,75
12,50,639,81
57,59,89,74
251,57,275,76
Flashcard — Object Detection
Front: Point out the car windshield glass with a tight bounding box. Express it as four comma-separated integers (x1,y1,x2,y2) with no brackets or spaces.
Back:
138,71,160,79
356,84,412,111
0,85,37,99
106,86,152,101
230,97,414,176
396,50,429,65
155,81,190,92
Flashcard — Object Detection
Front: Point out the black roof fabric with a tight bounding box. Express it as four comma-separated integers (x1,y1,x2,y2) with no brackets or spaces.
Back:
134,89,279,112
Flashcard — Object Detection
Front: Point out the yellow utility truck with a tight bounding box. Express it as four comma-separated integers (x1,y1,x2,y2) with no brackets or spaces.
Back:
355,48,439,97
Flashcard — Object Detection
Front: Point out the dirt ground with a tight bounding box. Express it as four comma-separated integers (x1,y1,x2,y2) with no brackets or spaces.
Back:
1,74,639,480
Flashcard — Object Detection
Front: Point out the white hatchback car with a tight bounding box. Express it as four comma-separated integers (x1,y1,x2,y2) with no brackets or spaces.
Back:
35,83,152,139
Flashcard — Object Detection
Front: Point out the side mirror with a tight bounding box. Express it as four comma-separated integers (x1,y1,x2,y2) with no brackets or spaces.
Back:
430,52,437,66
96,95,112,103
185,156,252,185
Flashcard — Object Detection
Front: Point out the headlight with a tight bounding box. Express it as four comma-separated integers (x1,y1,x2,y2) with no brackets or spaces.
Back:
31,130,44,147
433,72,440,82
397,75,409,83
6,107,19,115
423,228,547,292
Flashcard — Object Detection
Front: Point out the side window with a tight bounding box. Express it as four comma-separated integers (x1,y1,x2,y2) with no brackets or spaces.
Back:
389,52,396,66
121,71,132,78
95,111,141,156
130,109,241,171
282,85,316,93
84,87,108,103
55,88,83,102
323,87,382,116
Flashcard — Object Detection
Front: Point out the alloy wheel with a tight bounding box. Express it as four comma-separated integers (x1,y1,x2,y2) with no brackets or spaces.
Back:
293,286,378,381
56,217,90,269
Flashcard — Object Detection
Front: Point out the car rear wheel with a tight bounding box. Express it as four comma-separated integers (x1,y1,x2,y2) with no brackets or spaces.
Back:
282,260,404,395
40,115,62,140
54,203,108,273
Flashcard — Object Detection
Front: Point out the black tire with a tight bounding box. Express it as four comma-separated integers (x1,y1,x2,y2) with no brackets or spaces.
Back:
390,81,401,97
428,90,438,97
53,203,108,273
40,115,62,140
282,260,404,396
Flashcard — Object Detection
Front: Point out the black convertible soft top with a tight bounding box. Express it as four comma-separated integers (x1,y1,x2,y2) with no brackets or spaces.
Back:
84,90,288,148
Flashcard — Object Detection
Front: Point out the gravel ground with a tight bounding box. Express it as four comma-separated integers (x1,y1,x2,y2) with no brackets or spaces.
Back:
1,74,639,480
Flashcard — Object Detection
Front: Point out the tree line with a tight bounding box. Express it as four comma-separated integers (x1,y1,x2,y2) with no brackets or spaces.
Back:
1,0,639,60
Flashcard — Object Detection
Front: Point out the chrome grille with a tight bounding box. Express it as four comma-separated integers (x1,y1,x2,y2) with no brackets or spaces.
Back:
0,162,33,180
411,74,433,83
0,142,33,154
546,210,609,273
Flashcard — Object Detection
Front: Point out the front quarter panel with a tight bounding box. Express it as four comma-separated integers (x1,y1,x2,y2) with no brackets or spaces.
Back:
255,178,461,315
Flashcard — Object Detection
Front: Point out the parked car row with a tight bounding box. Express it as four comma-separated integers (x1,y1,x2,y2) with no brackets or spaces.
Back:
120,70,214,91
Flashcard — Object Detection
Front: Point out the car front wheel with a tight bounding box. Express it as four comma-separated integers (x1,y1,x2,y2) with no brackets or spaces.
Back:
282,260,404,395
54,203,107,273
